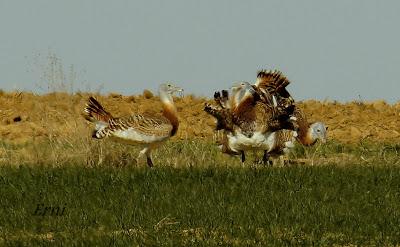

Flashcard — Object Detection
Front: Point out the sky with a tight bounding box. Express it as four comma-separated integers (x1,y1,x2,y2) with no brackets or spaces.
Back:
0,0,399,102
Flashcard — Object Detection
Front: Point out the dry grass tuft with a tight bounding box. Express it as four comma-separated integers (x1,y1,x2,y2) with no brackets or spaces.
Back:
0,91,399,166
0,92,399,144
142,89,154,99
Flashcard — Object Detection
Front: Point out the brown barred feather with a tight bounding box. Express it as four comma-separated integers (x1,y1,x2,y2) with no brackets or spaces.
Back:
109,114,173,137
255,69,292,99
84,97,175,140
291,106,315,145
268,129,296,157
204,103,234,131
213,91,224,108
83,97,113,123
221,90,230,108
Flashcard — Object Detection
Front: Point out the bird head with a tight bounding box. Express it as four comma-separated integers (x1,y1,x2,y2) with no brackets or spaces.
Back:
159,83,183,95
230,82,256,109
309,122,328,143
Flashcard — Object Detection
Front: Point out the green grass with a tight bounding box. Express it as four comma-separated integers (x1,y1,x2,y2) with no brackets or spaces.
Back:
1,163,400,246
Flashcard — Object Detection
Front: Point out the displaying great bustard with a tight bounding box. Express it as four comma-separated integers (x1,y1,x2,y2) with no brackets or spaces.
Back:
205,69,327,165
205,78,295,164
206,81,291,135
83,83,183,167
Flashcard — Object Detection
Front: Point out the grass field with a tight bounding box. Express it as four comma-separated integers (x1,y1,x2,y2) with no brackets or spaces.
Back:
1,89,400,245
1,140,400,246
2,59,400,245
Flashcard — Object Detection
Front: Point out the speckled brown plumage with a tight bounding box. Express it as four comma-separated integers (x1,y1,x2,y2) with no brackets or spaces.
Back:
204,103,234,132
291,106,315,146
268,129,297,157
83,83,183,167
84,97,175,140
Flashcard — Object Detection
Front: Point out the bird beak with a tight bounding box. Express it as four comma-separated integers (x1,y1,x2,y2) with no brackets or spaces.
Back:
176,87,184,97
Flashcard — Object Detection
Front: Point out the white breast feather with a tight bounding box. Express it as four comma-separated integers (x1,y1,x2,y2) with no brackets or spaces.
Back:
227,131,276,152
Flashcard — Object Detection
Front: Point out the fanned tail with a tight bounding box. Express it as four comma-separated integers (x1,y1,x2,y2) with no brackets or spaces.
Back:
256,69,295,115
83,97,113,139
256,69,291,94
83,97,113,123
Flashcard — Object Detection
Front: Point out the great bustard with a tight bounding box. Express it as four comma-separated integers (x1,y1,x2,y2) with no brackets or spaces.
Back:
83,83,183,167
291,107,327,146
205,79,295,164
206,70,327,164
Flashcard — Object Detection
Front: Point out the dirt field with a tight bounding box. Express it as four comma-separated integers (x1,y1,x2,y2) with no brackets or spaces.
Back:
0,90,399,144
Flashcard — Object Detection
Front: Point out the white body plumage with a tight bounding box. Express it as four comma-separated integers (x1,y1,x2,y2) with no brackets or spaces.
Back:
226,130,298,154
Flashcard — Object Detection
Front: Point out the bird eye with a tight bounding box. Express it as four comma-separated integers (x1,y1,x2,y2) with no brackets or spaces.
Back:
317,129,321,132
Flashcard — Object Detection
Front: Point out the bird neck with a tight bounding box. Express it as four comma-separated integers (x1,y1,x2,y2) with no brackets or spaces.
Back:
298,126,316,146
293,108,314,146
160,94,179,136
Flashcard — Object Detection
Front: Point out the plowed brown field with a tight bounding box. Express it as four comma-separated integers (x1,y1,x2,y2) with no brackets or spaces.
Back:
0,91,399,144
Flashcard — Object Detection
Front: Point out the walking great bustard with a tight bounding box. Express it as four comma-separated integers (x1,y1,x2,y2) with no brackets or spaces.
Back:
83,83,183,167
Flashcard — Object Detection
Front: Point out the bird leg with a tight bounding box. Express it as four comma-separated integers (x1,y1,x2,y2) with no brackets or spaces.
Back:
145,148,154,168
146,156,154,168
240,151,246,163
137,147,153,167
262,151,273,166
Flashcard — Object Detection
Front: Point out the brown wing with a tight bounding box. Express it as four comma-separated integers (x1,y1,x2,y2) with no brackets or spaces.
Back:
255,70,296,117
292,106,310,131
256,69,293,100
230,79,296,136
233,101,286,136
231,82,260,117
204,103,234,131
213,90,231,109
